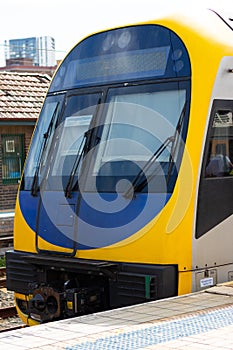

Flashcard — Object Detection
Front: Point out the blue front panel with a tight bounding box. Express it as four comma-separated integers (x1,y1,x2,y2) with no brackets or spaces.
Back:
19,190,171,250
36,191,78,249
77,192,171,248
19,191,39,232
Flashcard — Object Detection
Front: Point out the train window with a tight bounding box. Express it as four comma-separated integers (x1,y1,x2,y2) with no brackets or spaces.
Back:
83,82,190,193
43,92,102,190
205,109,233,177
49,25,191,92
196,100,233,238
51,114,92,177
94,88,185,166
22,94,64,191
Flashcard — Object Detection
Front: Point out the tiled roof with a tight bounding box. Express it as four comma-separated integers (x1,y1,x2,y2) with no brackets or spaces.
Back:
0,72,51,121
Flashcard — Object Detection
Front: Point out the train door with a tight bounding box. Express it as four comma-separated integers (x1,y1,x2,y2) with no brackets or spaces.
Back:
195,99,233,289
35,92,103,254
196,99,233,237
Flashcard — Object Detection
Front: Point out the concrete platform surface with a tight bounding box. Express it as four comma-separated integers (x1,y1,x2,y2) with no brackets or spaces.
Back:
1,283,233,349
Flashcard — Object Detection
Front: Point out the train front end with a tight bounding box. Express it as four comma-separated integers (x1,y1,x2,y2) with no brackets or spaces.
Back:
6,10,226,325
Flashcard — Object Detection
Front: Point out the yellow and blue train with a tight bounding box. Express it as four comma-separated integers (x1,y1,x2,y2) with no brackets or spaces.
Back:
6,7,233,325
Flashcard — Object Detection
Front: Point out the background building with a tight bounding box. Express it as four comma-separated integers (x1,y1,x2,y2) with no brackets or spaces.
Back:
0,57,57,77
0,71,51,210
4,36,56,67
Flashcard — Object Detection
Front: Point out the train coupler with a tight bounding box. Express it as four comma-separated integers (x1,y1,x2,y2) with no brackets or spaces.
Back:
27,281,102,323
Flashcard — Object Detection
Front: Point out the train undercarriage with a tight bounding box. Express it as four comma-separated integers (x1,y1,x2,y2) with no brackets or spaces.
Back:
6,251,177,323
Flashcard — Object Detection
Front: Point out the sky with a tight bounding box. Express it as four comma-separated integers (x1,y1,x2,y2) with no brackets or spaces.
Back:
0,0,233,66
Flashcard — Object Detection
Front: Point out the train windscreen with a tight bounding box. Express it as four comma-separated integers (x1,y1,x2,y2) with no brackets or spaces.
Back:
49,25,190,91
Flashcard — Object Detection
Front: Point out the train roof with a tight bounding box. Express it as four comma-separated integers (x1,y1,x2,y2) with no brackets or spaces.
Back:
130,7,233,54
53,6,231,68
213,10,233,31
50,6,233,94
75,7,233,52
136,7,233,45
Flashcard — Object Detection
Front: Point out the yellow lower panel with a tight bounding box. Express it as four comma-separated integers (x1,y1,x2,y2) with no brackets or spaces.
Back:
14,292,39,326
178,270,192,295
37,236,73,254
14,200,36,253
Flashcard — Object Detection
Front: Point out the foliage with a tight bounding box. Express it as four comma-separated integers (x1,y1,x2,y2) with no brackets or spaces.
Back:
0,256,6,267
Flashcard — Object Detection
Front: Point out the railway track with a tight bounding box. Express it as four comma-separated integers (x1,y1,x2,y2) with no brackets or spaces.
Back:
0,324,27,333
0,267,6,288
0,306,26,332
0,261,26,332
0,305,17,319
0,235,13,249
0,287,26,332
0,234,13,288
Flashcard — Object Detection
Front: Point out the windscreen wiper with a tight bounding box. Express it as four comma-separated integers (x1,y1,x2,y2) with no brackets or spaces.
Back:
31,103,59,196
123,136,174,199
64,132,88,198
166,101,187,182
64,97,102,198
124,100,187,199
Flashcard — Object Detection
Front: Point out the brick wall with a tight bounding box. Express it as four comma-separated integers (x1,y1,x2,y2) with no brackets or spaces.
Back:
0,124,35,210
0,214,14,249
0,215,14,236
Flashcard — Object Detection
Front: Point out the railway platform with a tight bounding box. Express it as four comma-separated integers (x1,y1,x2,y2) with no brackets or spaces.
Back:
1,282,233,349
